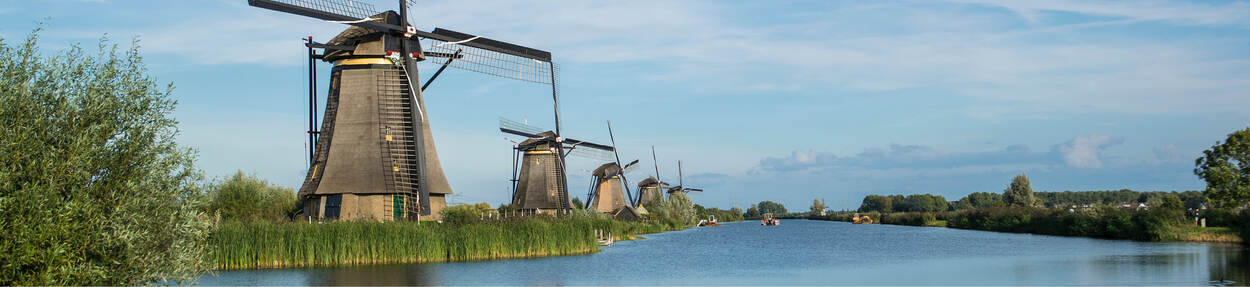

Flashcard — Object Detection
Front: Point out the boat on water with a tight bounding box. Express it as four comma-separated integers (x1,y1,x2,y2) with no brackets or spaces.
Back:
761,213,780,226
852,213,874,224
698,215,721,226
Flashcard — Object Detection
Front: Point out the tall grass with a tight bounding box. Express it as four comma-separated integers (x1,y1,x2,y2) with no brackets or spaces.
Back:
208,217,680,269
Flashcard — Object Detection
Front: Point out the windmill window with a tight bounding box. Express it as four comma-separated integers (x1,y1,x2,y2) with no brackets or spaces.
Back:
324,194,342,219
385,126,393,141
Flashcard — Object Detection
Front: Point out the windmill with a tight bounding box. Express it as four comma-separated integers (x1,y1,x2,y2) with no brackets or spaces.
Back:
634,146,671,207
500,117,615,215
586,122,644,219
250,0,560,221
667,160,704,194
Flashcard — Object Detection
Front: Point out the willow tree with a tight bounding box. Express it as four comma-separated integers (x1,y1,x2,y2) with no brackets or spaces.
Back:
1195,127,1250,208
0,30,210,285
1003,174,1035,207
664,192,698,226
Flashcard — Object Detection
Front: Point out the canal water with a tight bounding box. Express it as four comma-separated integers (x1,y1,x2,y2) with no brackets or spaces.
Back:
200,219,1249,285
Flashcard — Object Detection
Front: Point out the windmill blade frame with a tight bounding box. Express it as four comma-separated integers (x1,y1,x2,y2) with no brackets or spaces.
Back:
499,117,545,136
565,146,616,162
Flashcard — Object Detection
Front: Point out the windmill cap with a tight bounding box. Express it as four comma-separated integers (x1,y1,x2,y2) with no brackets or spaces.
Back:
592,162,620,176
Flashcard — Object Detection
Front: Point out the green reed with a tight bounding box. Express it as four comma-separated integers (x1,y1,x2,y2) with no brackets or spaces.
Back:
208,217,680,269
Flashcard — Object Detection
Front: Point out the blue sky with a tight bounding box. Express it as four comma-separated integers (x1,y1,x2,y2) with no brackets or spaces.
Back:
4,0,1249,210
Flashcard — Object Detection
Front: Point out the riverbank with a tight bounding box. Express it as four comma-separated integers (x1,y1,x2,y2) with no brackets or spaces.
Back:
201,219,1249,286
814,208,1241,244
209,217,684,270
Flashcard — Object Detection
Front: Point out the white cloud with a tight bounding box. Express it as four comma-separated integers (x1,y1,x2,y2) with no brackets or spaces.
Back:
1150,144,1185,165
136,13,343,66
1057,134,1122,168
950,0,1250,27
92,0,1250,117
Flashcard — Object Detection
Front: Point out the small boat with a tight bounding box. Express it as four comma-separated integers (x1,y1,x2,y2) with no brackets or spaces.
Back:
852,213,874,224
698,215,721,227
761,213,780,226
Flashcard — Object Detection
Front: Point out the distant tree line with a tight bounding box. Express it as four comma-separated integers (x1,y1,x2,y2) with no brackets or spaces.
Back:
858,194,951,213
859,188,1206,213
744,200,788,219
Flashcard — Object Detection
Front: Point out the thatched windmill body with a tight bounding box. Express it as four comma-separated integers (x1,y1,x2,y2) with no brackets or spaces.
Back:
249,0,558,221
501,118,614,215
634,146,671,207
585,122,644,219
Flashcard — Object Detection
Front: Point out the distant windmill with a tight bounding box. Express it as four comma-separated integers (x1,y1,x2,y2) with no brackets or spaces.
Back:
500,117,615,215
586,121,645,219
249,0,560,221
667,160,704,194
634,146,671,207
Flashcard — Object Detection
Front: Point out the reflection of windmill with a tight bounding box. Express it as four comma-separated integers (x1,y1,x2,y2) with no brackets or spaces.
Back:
586,122,645,219
249,0,559,221
501,118,614,215
634,146,670,207
667,160,704,194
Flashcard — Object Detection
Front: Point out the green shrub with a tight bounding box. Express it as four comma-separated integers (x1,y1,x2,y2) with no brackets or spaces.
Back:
0,30,209,285
880,212,936,226
204,171,298,222
947,206,1186,241
440,203,498,225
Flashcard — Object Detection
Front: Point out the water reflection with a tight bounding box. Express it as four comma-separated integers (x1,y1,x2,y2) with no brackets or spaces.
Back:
200,220,1249,286
1209,244,1250,285
304,264,437,286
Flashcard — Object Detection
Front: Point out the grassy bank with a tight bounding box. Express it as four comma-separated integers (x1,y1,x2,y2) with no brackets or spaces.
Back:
209,217,681,270
815,208,1240,243
821,211,949,227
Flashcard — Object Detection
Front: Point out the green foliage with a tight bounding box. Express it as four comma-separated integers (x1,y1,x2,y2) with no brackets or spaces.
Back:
859,195,894,213
879,212,941,227
745,205,761,219
702,207,744,222
946,206,1187,241
0,30,209,285
208,217,681,269
1032,189,1152,207
1195,127,1250,208
898,194,949,212
953,192,1005,210
1004,174,1035,207
204,171,298,222
440,202,498,225
810,198,828,215
571,197,585,209
661,192,698,226
858,193,948,212
756,200,787,214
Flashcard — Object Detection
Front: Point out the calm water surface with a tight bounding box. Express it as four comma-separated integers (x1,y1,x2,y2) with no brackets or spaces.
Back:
200,219,1250,285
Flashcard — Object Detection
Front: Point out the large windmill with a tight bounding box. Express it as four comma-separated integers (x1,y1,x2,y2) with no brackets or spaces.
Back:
586,122,644,219
500,117,614,215
249,0,560,221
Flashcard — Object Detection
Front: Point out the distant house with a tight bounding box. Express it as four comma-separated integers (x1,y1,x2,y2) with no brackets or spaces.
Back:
1120,202,1148,210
